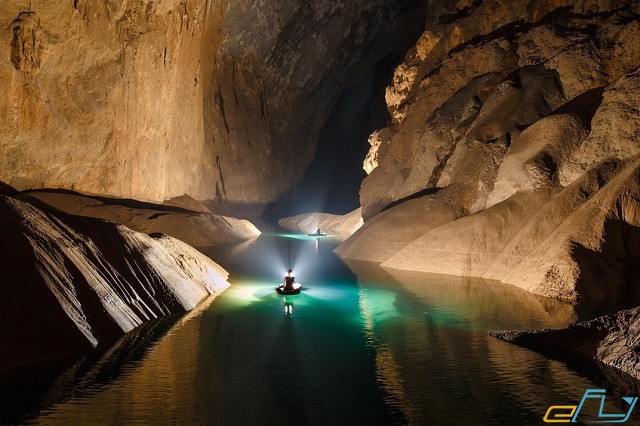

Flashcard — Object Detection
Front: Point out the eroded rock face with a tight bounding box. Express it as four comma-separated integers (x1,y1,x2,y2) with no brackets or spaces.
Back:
0,1,212,203
359,1,640,220
0,195,229,368
339,0,640,307
202,0,427,215
278,208,363,238
16,190,260,247
0,0,426,215
492,306,640,381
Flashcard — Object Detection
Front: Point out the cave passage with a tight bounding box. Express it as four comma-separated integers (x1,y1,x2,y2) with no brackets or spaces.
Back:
4,234,636,424
263,55,397,221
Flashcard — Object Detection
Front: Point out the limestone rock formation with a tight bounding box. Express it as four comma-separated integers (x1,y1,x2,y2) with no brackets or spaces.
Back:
0,195,229,368
278,208,363,238
17,190,260,247
339,0,640,306
491,306,640,381
0,0,425,215
203,0,427,215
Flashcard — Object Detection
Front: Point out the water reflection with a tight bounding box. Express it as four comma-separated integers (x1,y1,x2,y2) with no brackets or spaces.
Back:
282,296,297,316
5,234,639,424
346,260,579,330
0,314,181,423
347,260,640,423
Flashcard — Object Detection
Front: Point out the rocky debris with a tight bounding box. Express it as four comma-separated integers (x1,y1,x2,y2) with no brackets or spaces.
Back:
0,0,426,214
338,0,640,306
16,190,260,247
0,195,229,369
278,208,363,238
491,306,640,381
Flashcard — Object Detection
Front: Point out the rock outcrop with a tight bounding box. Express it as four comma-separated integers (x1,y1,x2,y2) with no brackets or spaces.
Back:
278,208,363,238
0,0,426,215
492,306,640,381
0,195,229,369
339,0,640,305
16,190,260,247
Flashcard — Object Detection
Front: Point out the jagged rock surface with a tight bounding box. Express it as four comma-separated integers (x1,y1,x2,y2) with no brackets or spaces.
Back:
0,195,229,368
0,0,425,215
278,208,363,238
491,306,640,381
16,190,260,247
339,0,640,306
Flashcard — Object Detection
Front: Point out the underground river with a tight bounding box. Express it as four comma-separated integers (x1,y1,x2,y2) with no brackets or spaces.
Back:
2,233,639,424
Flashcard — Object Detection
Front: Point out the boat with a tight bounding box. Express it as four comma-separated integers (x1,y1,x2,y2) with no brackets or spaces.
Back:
308,228,327,237
276,269,302,295
276,283,301,295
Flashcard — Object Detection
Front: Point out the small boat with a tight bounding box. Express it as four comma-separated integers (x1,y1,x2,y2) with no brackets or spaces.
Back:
276,283,301,295
308,228,327,237
276,269,302,295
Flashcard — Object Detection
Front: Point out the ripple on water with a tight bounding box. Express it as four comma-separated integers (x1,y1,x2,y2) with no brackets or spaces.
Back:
3,234,638,424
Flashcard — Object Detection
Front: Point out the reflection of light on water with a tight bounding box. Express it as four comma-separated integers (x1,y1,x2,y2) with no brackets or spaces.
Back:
424,305,471,329
300,285,352,302
357,286,414,421
271,233,320,241
224,281,274,307
358,288,402,324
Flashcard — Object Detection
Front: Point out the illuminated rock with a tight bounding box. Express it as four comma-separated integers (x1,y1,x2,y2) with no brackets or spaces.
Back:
492,305,640,380
278,208,363,238
340,0,640,306
0,0,426,215
0,195,229,368
16,190,260,247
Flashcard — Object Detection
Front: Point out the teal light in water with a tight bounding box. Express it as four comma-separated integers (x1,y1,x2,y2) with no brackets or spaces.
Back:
358,287,402,326
273,232,319,241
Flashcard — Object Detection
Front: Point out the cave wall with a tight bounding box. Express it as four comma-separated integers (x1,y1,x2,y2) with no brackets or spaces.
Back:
203,0,427,215
0,0,214,202
0,0,427,216
339,0,640,305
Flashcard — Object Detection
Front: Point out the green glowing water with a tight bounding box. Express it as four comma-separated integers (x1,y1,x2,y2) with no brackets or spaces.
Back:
4,234,639,424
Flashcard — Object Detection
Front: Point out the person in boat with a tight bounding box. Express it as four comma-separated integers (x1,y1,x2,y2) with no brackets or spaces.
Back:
283,269,295,291
315,227,321,235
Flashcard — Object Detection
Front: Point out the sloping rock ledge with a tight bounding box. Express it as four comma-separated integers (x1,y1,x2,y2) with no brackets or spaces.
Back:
278,208,363,238
491,306,640,380
0,195,229,369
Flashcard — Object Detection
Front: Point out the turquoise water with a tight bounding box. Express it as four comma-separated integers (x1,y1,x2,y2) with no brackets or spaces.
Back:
4,234,639,424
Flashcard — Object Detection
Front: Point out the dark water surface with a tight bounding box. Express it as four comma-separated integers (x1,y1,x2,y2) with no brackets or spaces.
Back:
3,234,639,424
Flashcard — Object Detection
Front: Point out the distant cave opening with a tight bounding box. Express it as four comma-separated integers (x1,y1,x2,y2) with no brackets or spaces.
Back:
263,53,399,221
